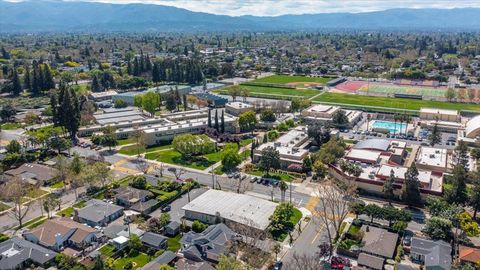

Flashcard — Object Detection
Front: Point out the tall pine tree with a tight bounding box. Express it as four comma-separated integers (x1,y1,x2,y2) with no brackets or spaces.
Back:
11,69,22,96
214,110,219,131
23,65,31,92
207,109,212,128
220,110,225,133
401,163,422,206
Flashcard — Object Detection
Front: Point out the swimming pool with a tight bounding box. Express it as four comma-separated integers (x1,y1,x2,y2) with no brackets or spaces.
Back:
371,120,406,134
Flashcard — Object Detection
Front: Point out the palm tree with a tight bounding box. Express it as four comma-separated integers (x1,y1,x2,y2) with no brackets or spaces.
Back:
366,114,371,131
403,113,411,136
279,180,288,202
393,114,398,137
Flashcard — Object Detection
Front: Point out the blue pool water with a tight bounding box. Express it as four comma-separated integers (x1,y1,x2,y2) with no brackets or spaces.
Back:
371,120,406,134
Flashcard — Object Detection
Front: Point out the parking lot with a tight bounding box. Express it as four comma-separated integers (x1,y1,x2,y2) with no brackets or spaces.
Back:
149,187,208,223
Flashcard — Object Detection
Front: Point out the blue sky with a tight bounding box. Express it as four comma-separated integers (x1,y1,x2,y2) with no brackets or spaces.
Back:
12,0,480,16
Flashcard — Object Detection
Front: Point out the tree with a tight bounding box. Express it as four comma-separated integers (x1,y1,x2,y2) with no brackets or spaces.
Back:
470,169,480,218
446,164,468,205
130,175,147,189
422,217,452,240
11,69,22,96
43,195,61,219
131,127,146,157
260,110,276,122
445,88,456,102
272,243,282,261
159,265,175,270
173,134,215,158
127,235,142,256
220,110,225,133
140,92,160,116
222,149,242,171
214,110,219,131
49,134,72,154
315,181,353,254
312,137,346,165
216,255,245,270
349,201,365,219
6,140,21,154
0,103,16,122
290,99,312,112
383,169,396,202
258,146,280,175
56,87,81,139
91,75,102,92
364,204,383,223
101,126,118,151
192,220,208,233
331,110,349,127
207,109,212,128
429,121,441,146
227,85,242,101
4,177,32,228
92,255,104,270
165,91,177,111
401,163,422,206
307,124,331,146
279,180,288,202
238,110,257,132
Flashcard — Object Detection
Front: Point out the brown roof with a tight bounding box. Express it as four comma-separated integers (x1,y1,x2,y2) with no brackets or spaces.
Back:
361,226,399,259
5,163,57,183
459,245,480,264
27,218,96,246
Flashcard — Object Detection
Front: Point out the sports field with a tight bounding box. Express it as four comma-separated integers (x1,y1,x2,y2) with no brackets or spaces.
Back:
313,92,480,112
335,80,447,97
253,75,332,85
215,84,320,99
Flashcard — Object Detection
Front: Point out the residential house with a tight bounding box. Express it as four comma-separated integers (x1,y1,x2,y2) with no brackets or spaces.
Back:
357,253,384,270
4,163,57,186
114,186,152,207
180,223,234,263
130,199,159,215
140,232,168,250
74,199,123,227
459,245,480,266
410,237,451,270
165,221,181,236
0,237,58,270
360,226,399,259
23,217,98,251
175,258,215,270
141,251,177,270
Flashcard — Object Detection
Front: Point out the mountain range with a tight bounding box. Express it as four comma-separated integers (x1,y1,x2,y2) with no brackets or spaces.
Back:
1,0,480,32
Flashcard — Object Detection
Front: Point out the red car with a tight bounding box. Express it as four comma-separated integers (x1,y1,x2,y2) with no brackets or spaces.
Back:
330,256,351,269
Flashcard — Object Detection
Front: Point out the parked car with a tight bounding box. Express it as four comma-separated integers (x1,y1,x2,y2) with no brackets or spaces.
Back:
250,177,257,183
161,205,171,212
330,256,351,269
272,261,283,270
403,235,412,246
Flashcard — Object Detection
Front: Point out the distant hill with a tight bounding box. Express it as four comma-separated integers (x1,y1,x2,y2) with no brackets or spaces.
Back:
1,0,479,32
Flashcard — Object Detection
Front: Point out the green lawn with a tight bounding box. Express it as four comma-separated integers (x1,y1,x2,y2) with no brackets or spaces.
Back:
114,253,151,270
26,189,49,198
26,217,48,229
117,137,136,146
119,143,173,156
253,75,332,85
314,92,480,112
151,149,214,170
72,200,86,208
99,244,116,257
16,215,45,229
49,181,65,189
291,207,303,225
57,207,74,217
240,138,253,147
167,234,182,252
215,84,319,99
0,202,11,212
247,169,295,182
1,123,22,130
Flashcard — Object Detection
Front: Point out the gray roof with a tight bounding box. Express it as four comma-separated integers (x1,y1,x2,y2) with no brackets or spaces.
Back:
411,237,451,270
141,251,176,270
166,221,181,230
130,199,158,213
354,139,391,151
361,226,399,259
397,264,419,270
103,224,128,239
77,199,123,223
357,253,384,270
0,237,58,270
114,186,151,203
180,223,234,262
141,232,167,248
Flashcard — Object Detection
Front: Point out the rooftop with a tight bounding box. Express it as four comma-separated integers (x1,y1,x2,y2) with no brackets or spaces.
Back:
361,225,399,259
416,147,448,169
420,107,459,116
182,190,277,230
77,199,123,224
354,139,391,152
345,149,381,163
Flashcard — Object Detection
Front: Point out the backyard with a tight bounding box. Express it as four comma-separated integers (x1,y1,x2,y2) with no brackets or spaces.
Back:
113,252,151,270
167,234,182,252
314,92,480,112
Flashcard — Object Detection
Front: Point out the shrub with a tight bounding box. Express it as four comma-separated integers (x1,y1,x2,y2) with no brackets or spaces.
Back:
130,176,147,189
192,220,208,233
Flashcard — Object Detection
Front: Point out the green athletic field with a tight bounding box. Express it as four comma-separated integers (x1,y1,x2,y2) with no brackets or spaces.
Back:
358,83,446,97
252,75,332,85
314,92,480,112
215,84,320,99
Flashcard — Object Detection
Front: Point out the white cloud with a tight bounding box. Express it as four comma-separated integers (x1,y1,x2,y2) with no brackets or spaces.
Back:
59,0,480,16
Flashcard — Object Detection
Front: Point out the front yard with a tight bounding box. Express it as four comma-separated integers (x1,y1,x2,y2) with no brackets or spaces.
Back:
113,252,151,270
167,234,182,252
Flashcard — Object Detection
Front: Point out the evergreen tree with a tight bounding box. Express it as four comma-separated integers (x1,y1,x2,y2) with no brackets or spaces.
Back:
383,169,396,202
23,65,31,91
152,62,160,83
57,87,80,138
220,110,225,133
183,94,187,111
42,64,55,90
401,163,422,206
214,110,219,131
165,92,177,112
50,92,59,126
207,109,212,128
470,171,480,218
91,75,102,92
429,121,441,146
11,69,22,96
447,165,468,205
1,47,10,59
